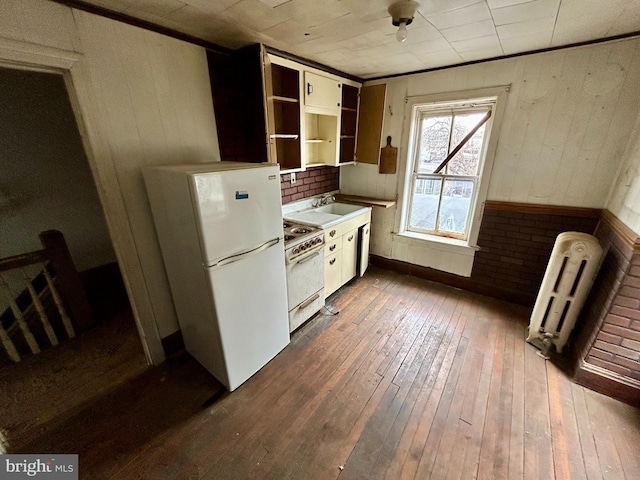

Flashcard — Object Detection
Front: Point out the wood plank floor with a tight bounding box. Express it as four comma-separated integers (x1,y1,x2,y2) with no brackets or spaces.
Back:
21,267,640,479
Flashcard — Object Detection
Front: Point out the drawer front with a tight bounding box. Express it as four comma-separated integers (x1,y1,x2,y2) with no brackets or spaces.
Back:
324,237,342,257
288,289,324,333
324,224,343,242
324,252,342,298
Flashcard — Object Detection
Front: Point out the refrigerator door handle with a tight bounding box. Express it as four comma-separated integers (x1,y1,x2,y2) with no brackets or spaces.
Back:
213,237,281,268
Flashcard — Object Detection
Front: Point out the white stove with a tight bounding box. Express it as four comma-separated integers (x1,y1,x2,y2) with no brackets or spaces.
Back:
283,221,324,262
282,220,325,332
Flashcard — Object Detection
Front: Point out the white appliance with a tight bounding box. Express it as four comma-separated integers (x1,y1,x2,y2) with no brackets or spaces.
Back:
144,162,290,391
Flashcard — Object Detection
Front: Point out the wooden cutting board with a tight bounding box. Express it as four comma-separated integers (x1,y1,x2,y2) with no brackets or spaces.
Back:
379,136,397,174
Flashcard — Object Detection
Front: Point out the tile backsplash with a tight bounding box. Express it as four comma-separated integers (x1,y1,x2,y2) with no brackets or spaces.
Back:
280,167,339,204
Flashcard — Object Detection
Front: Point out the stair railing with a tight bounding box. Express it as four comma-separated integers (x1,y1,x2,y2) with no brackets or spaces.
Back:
0,230,94,362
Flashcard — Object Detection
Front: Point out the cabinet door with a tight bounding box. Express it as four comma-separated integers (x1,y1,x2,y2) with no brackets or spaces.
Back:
264,56,302,171
324,251,342,298
358,223,370,277
342,228,358,284
340,84,359,164
305,72,341,110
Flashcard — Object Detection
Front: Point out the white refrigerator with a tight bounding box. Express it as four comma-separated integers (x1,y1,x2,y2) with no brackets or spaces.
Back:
144,162,290,391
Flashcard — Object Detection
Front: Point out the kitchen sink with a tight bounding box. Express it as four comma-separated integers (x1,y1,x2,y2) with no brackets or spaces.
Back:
312,203,364,215
284,202,370,229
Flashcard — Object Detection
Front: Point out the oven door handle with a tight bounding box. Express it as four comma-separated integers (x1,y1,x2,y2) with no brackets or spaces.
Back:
296,251,320,264
299,293,320,310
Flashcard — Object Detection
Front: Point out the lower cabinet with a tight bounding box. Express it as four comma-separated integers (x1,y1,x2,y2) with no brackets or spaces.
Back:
322,209,371,299
341,228,358,284
358,223,370,277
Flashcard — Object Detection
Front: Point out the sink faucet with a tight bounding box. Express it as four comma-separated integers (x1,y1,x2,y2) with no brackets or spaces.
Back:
312,194,335,207
320,194,335,206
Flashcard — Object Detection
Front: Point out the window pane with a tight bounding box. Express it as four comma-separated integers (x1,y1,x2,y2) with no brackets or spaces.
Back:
447,112,487,176
417,115,451,173
438,178,474,234
409,177,442,231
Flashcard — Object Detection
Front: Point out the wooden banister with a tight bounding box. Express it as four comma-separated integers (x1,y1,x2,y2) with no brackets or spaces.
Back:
0,250,48,273
39,230,94,330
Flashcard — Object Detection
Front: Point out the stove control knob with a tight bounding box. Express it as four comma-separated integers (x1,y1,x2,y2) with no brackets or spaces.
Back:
292,247,299,254
300,244,306,251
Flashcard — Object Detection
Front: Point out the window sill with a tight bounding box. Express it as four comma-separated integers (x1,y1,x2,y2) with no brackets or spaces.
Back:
393,231,479,256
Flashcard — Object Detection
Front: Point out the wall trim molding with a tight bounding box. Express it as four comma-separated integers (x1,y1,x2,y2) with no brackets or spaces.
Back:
574,360,640,408
484,201,602,218
599,209,640,253
370,254,536,307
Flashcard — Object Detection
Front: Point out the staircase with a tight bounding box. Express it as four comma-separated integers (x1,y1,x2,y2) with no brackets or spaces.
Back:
0,230,94,365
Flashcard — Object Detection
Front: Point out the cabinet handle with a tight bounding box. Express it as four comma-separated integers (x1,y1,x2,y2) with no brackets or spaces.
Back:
329,230,336,237
348,235,354,241
329,244,336,251
299,293,320,310
329,258,336,265
307,83,313,95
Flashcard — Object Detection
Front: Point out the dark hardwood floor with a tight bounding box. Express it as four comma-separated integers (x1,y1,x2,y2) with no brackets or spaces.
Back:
19,267,640,479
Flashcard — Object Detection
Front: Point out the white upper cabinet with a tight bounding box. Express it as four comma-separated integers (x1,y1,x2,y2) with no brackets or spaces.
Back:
304,72,341,111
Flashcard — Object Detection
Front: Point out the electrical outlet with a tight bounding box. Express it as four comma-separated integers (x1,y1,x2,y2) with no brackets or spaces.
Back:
291,172,296,184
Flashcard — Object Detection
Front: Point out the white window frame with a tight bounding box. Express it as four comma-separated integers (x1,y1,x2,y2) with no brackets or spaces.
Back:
395,86,509,254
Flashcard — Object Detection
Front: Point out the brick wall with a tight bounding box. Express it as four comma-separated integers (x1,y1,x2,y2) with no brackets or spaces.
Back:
472,204,600,301
578,213,640,384
280,167,340,204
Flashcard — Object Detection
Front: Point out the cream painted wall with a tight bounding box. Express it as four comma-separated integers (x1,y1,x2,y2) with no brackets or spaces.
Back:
341,38,640,271
607,110,640,235
0,0,221,347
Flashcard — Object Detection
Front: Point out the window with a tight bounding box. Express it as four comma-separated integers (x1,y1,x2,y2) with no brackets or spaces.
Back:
402,96,497,243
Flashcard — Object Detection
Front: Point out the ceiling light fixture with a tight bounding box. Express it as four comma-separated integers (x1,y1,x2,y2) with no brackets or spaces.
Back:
388,0,420,43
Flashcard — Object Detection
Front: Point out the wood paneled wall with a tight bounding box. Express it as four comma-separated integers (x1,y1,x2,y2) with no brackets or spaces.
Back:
340,37,640,273
1,0,221,359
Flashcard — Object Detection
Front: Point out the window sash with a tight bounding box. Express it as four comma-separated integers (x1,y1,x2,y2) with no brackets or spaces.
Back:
407,106,491,240
407,174,477,238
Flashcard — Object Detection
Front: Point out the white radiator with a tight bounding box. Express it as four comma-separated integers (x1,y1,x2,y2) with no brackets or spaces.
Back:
526,231,603,356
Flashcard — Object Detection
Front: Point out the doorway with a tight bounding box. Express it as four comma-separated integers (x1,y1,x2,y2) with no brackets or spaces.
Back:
0,66,147,451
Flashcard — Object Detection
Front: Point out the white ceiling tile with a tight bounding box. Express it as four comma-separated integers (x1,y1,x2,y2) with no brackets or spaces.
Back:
491,0,560,26
487,0,534,8
501,31,552,53
418,0,485,16
425,2,492,30
274,0,350,28
496,16,555,39
258,0,290,7
411,48,464,67
441,19,496,42
217,0,290,33
458,45,504,61
607,6,640,36
77,0,640,78
451,33,502,52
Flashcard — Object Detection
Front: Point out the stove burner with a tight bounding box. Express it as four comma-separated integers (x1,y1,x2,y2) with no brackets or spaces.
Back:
284,234,295,241
283,221,292,229
291,227,313,234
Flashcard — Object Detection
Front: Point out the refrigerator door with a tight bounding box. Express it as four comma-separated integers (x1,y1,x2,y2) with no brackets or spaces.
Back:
207,240,290,391
190,165,283,266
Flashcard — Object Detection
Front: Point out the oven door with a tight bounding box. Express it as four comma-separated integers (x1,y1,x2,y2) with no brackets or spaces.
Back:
285,248,324,309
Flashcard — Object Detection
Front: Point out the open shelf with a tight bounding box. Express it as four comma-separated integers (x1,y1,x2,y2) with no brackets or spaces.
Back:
272,95,299,103
340,84,359,164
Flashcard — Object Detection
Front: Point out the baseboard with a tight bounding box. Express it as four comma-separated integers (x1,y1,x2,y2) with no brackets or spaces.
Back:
574,361,640,408
370,255,536,306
